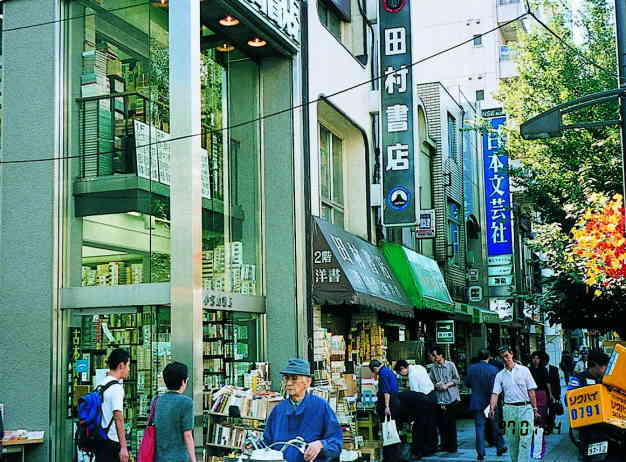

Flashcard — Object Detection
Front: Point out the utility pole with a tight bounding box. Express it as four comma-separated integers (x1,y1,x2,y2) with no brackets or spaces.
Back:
616,0,626,232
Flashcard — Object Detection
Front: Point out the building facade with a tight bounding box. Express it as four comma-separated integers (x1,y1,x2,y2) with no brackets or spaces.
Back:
0,1,306,460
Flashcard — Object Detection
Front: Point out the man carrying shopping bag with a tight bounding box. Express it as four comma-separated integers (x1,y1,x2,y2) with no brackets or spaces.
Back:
369,360,401,461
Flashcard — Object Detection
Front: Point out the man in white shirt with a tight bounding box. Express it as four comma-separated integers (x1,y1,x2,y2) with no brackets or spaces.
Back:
394,360,438,458
489,346,540,462
96,349,130,462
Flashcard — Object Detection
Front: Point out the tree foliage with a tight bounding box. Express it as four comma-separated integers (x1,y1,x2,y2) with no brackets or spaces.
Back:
496,0,626,331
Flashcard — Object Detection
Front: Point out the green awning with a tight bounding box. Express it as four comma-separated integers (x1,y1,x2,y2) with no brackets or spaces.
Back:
381,242,454,313
473,306,501,324
455,303,474,320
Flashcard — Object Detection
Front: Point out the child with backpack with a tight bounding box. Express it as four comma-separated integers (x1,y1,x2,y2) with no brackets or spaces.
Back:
77,349,130,462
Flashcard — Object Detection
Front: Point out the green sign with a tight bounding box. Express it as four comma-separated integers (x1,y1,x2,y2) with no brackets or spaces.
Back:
436,320,455,344
379,0,418,226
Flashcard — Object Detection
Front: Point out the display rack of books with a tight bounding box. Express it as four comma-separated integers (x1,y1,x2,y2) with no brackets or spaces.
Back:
202,242,257,295
69,307,171,459
202,382,281,462
81,259,144,286
350,310,387,363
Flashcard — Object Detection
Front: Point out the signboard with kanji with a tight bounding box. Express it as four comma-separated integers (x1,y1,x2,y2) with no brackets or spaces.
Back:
436,320,455,344
416,209,435,238
311,217,413,317
483,116,513,256
379,0,418,227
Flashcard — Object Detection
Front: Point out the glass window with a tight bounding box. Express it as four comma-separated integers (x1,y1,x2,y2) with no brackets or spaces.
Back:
203,309,262,388
476,90,485,101
319,125,344,227
201,48,262,296
67,1,172,286
317,0,366,60
447,113,458,161
500,45,512,61
448,201,461,265
68,306,171,459
318,1,342,41
473,34,482,46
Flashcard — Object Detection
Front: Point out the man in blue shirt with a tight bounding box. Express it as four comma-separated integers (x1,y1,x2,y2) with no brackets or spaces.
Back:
369,360,400,461
465,349,507,461
264,358,342,462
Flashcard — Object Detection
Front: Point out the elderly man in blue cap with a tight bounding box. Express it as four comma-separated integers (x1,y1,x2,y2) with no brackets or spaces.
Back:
264,358,343,462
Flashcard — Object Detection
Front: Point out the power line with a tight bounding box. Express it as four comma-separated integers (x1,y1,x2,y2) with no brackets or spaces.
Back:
1,1,151,33
0,13,529,166
528,10,618,79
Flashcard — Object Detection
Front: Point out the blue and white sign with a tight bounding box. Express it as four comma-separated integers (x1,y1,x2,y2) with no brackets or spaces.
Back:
483,117,513,256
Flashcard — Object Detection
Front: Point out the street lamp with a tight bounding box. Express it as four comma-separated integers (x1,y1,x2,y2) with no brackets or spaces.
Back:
520,88,624,140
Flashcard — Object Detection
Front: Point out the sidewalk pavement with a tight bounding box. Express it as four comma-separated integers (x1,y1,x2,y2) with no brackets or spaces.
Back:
418,416,579,462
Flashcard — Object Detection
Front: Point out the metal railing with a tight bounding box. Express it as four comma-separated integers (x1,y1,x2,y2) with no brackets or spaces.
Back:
76,91,224,200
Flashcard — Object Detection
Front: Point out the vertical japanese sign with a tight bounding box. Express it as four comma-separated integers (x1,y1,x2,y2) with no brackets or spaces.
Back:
483,116,513,256
380,0,418,227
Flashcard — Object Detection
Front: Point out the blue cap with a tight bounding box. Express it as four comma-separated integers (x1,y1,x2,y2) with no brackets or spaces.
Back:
280,358,312,377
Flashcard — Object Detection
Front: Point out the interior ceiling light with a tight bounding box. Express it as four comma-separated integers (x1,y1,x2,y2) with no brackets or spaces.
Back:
219,15,240,26
248,37,267,47
216,42,235,52
152,0,168,7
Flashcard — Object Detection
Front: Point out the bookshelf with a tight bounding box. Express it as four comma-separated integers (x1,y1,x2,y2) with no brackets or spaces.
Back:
69,307,171,460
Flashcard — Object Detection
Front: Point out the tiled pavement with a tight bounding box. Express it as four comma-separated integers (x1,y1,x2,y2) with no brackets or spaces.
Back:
418,416,579,462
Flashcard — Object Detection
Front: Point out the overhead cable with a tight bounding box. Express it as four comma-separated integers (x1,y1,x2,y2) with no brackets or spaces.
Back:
0,13,529,165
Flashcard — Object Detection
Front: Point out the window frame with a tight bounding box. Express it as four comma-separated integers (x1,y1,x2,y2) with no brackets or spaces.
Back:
319,124,345,227
473,34,482,47
446,112,458,162
447,200,461,265
475,89,485,102
316,0,368,66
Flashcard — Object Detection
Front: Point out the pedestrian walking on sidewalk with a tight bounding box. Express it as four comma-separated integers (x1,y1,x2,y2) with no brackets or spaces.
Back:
369,360,401,461
541,352,561,434
559,351,574,385
465,349,507,461
529,351,552,424
428,347,461,454
152,362,197,462
97,349,130,462
394,360,438,458
490,346,540,462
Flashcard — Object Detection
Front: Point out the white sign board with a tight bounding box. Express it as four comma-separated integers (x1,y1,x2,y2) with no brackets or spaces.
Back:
134,120,211,199
488,275,513,286
490,298,513,321
488,254,513,266
488,265,513,276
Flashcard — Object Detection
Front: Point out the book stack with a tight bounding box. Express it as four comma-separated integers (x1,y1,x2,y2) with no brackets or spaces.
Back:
210,386,282,421
207,422,263,450
202,243,256,294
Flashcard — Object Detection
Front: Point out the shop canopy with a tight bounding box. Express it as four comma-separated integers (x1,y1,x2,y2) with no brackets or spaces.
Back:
454,303,474,321
312,218,414,318
381,242,455,314
473,306,501,324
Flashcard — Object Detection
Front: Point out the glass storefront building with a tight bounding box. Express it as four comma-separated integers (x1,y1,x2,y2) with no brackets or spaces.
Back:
0,1,304,461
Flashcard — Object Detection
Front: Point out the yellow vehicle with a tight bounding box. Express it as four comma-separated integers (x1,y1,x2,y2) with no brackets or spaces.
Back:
566,384,626,430
565,345,626,461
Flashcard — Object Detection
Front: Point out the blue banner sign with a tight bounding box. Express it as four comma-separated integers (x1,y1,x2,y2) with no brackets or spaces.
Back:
483,116,513,256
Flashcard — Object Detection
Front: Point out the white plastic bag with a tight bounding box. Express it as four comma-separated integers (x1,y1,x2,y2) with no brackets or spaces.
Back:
382,417,401,446
532,427,545,459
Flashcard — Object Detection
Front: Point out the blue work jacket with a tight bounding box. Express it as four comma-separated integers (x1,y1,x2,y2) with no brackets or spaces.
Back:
465,361,498,411
263,393,343,462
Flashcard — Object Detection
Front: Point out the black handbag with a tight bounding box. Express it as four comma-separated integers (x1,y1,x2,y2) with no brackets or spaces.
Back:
550,399,564,416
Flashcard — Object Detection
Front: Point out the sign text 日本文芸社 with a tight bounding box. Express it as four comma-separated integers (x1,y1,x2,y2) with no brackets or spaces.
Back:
483,117,513,256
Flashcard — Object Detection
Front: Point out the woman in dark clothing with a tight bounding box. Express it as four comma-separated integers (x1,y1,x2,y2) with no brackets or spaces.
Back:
529,351,552,425
559,352,574,384
542,352,562,434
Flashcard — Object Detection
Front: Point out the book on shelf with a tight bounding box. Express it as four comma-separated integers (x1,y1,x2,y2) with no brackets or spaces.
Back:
208,386,282,421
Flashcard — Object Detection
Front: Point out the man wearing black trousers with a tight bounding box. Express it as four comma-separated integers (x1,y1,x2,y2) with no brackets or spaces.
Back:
369,360,401,461
428,347,461,454
394,360,438,458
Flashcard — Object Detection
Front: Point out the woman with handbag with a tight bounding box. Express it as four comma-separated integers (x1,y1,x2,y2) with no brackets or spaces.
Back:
141,362,196,462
